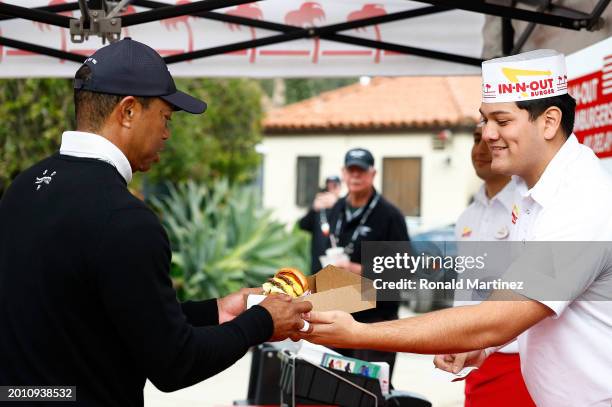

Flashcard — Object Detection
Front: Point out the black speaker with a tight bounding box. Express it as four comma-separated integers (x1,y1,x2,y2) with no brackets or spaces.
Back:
243,343,283,404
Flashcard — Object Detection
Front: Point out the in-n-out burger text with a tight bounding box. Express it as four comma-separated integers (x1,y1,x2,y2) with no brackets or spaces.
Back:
574,102,612,132
569,78,599,106
568,65,612,157
498,79,555,97
583,131,612,154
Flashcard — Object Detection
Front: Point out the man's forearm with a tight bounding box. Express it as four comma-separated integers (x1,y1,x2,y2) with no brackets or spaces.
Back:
351,297,551,354
358,305,503,354
181,299,219,326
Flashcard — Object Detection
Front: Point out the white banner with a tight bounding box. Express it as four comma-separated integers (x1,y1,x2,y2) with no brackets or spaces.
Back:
0,0,484,78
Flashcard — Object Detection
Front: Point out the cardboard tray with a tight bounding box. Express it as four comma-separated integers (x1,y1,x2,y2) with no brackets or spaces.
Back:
248,265,376,314
293,265,376,313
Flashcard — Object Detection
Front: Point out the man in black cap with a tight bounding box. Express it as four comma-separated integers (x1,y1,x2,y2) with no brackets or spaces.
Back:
324,148,409,378
298,175,342,274
324,175,342,194
0,38,311,406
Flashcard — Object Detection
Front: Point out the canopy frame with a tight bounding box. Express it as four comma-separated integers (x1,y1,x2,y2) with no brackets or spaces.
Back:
0,0,609,68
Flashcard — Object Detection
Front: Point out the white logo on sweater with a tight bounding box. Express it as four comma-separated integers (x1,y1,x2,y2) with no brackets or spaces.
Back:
34,169,56,190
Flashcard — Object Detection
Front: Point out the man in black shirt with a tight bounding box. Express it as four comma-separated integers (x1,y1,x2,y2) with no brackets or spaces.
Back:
325,148,410,377
0,38,311,406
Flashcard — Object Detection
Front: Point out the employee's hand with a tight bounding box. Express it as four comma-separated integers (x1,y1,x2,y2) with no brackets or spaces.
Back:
217,287,262,324
334,259,362,275
259,294,313,341
313,192,338,211
433,350,487,374
295,310,364,348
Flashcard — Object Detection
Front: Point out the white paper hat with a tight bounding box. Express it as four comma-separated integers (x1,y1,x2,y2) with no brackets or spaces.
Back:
481,49,568,103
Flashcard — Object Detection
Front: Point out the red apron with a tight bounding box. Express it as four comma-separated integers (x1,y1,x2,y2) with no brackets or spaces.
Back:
464,353,535,407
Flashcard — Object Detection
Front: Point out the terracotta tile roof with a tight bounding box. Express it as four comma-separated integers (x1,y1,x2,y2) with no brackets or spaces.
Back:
263,76,483,133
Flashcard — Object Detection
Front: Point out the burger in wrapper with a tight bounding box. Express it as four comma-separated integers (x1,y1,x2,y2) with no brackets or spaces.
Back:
262,267,309,298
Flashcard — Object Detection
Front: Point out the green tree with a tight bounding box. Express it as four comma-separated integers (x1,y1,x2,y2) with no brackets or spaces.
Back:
0,78,74,195
143,78,264,187
0,77,264,196
260,78,358,105
286,78,358,104
151,180,310,300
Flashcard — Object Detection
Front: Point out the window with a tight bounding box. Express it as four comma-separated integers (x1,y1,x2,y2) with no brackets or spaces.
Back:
382,157,421,216
296,156,320,207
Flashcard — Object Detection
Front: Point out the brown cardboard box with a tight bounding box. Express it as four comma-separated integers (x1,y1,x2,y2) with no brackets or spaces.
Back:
294,265,376,313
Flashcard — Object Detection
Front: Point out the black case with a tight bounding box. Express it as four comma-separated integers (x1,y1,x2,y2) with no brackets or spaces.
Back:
235,345,432,407
280,350,384,407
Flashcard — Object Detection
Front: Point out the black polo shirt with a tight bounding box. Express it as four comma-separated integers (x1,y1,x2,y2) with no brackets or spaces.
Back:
326,190,409,322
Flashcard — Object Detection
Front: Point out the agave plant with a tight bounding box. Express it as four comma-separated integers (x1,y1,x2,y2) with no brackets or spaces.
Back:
150,180,309,300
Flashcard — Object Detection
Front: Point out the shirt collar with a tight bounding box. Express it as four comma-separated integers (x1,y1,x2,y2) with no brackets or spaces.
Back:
59,131,132,184
342,188,378,222
518,134,580,208
473,179,515,211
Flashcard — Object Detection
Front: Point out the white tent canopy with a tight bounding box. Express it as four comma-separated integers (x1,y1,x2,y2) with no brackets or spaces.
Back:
0,0,483,77
0,0,609,78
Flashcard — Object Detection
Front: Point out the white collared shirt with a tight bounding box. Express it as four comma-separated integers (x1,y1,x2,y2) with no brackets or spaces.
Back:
455,180,516,242
454,180,519,353
59,131,132,184
503,135,612,407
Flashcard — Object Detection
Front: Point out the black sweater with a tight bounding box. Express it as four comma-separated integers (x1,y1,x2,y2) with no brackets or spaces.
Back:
0,154,273,406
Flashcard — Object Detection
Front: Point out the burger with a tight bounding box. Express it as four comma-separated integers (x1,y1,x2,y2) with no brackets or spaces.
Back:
262,267,309,298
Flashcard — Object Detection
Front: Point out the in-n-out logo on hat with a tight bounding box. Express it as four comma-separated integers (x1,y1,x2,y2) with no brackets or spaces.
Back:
482,49,568,103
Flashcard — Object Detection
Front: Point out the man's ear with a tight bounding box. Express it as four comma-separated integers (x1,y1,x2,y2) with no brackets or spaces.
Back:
542,106,562,141
116,96,139,129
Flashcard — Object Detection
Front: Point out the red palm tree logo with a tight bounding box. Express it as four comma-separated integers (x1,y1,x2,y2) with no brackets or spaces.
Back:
347,4,386,63
285,2,325,63
224,3,263,63
35,0,73,63
161,0,194,56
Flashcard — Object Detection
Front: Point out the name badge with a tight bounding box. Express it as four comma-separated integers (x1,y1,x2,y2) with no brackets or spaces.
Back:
495,225,509,240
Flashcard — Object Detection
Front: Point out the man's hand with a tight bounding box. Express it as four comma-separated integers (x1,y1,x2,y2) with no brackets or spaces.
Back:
313,192,338,211
217,287,262,324
259,295,313,342
433,350,487,374
295,310,364,348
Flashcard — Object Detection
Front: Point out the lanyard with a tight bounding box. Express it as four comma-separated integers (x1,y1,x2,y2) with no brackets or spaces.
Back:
319,210,330,236
331,193,380,254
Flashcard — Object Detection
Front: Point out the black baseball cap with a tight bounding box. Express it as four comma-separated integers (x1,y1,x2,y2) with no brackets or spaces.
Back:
73,37,206,114
325,175,341,184
344,148,374,170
